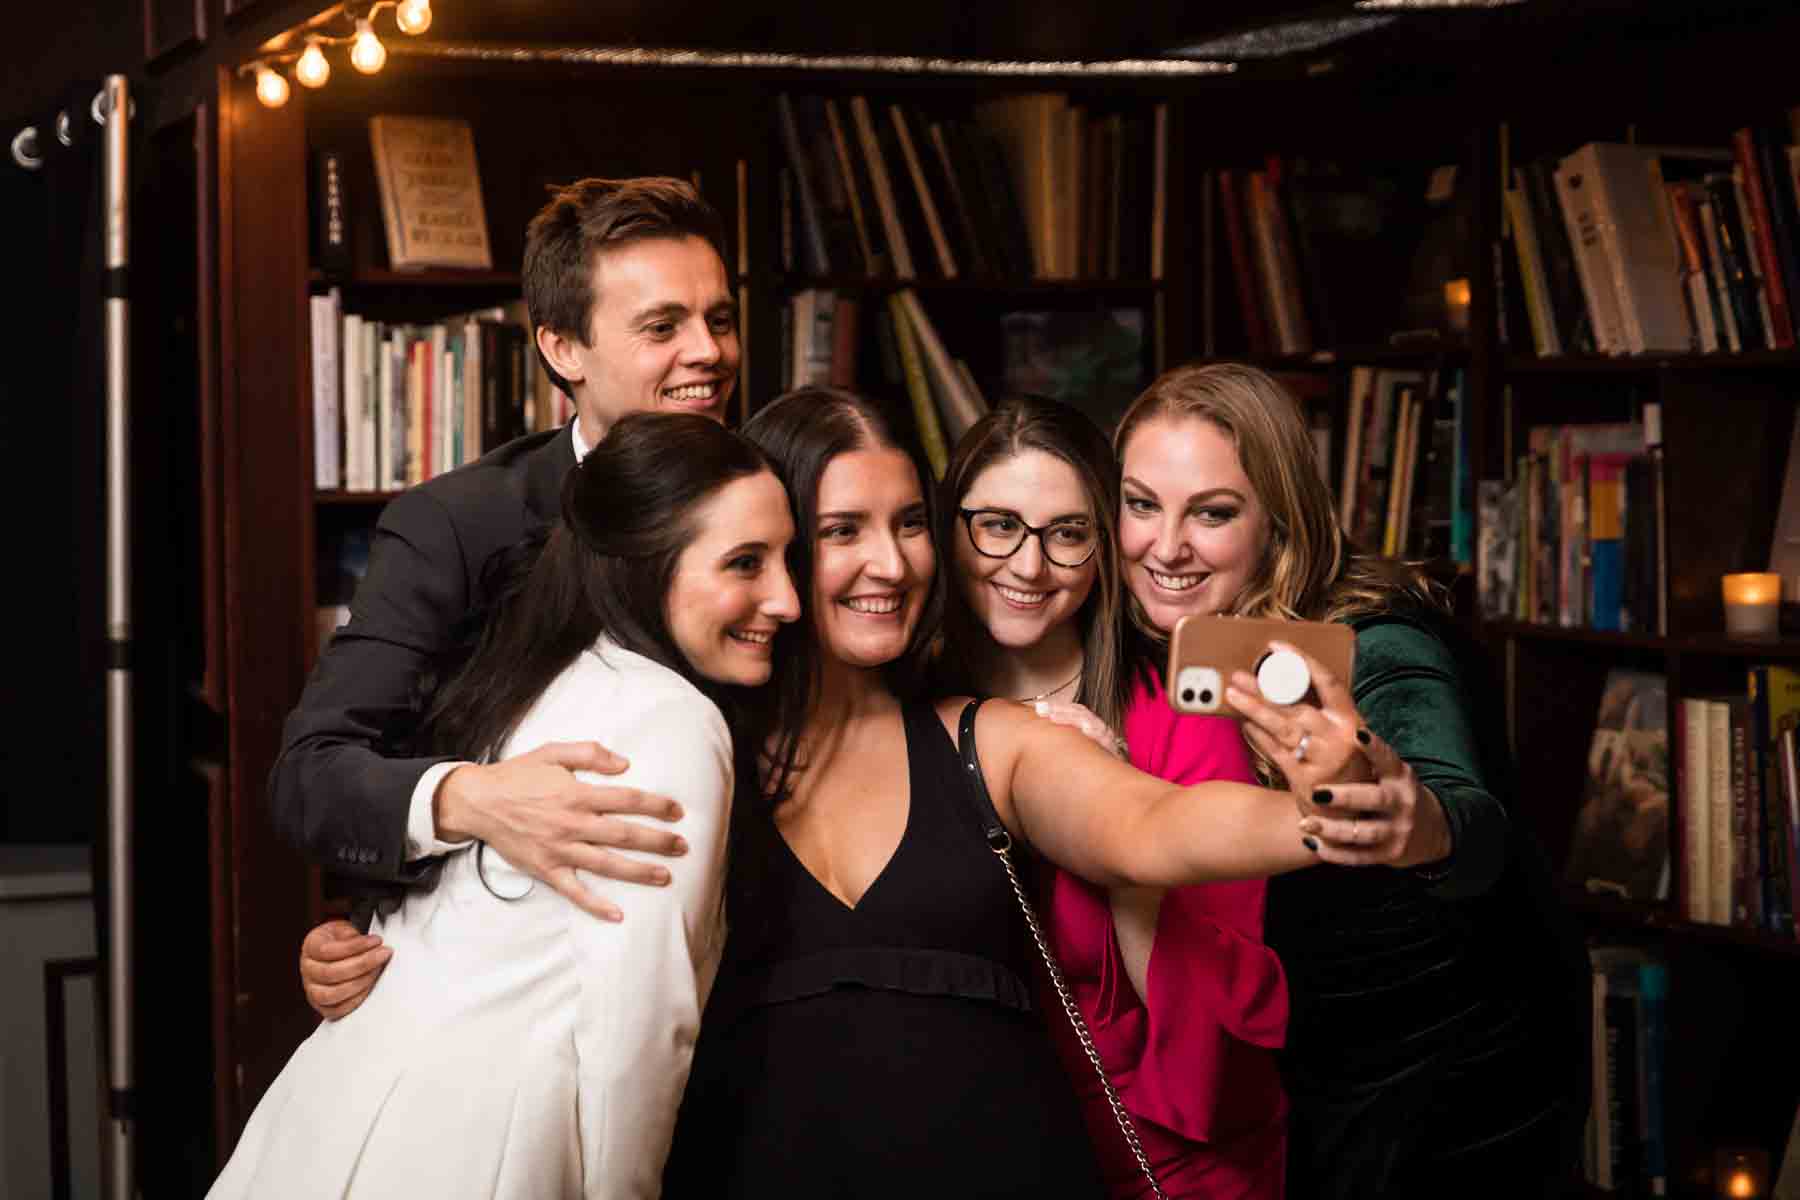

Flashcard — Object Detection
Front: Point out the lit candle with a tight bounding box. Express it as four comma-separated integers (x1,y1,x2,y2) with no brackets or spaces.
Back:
1722,572,1782,636
1715,1147,1768,1198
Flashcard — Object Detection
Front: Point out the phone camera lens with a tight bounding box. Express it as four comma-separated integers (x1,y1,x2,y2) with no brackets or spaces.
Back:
1199,689,1214,705
1180,688,1196,703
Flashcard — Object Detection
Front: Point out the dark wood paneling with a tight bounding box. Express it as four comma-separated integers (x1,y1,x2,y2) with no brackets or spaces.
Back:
215,64,317,1147
143,0,205,64
1659,372,1796,637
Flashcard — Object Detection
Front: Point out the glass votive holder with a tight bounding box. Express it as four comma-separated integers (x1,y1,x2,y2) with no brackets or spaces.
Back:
1714,1146,1768,1198
1723,573,1782,636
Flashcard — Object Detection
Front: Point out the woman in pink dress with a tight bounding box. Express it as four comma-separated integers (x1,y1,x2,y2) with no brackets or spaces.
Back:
937,395,1286,1199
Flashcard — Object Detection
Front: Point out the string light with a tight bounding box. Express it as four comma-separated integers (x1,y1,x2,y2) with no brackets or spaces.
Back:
350,19,388,73
295,40,330,88
254,67,291,108
241,1,434,108
396,0,433,36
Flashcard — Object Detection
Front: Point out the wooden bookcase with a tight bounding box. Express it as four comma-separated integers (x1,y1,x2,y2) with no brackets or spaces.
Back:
209,50,1197,1146
202,4,1800,1191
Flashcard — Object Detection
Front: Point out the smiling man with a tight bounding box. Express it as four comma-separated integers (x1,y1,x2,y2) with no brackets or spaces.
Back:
270,179,741,995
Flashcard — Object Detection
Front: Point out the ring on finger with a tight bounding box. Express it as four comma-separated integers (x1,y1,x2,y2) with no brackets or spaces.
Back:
1294,732,1311,763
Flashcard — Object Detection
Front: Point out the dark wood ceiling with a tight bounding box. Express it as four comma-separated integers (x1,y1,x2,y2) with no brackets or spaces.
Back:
404,0,1329,61
390,0,1793,67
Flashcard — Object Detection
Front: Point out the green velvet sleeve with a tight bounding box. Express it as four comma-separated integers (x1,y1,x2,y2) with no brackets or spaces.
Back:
1350,616,1510,900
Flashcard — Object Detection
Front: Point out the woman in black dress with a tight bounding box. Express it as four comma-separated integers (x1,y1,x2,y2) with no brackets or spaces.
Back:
662,389,1416,1198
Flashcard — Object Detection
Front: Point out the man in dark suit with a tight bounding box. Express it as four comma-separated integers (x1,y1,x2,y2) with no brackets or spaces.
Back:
272,178,742,1014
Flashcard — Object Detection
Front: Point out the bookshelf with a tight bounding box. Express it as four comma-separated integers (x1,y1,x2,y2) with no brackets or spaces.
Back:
204,46,1202,1144
194,2,1800,1191
1468,13,1800,1183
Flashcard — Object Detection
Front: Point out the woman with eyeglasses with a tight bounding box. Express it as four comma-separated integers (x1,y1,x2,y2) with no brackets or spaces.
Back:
934,395,1287,1198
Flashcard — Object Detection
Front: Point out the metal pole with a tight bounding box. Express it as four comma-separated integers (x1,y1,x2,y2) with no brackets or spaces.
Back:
100,72,136,1200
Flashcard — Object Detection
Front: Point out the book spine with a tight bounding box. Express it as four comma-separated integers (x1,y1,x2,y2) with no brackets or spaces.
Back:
310,290,342,490
894,289,983,439
850,96,915,280
1682,697,1711,923
1664,182,1720,352
1218,170,1272,356
1695,195,1744,352
1731,128,1796,348
775,94,831,276
1638,961,1669,1195
1246,172,1300,354
1730,696,1755,926
886,297,947,479
1150,102,1168,281
1557,151,1628,354
1708,698,1733,925
823,99,882,275
926,121,987,278
315,150,351,276
1590,967,1614,1188
1506,180,1559,355
889,105,958,279
1781,726,1800,941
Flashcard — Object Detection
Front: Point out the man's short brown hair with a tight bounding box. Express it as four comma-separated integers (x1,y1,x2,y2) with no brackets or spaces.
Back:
522,177,730,398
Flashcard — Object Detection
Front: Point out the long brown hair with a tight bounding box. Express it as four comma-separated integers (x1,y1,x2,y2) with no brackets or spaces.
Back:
421,412,772,761
937,395,1147,732
1113,362,1441,631
739,387,947,804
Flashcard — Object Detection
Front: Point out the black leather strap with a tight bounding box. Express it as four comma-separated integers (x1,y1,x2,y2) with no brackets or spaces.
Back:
955,699,1012,851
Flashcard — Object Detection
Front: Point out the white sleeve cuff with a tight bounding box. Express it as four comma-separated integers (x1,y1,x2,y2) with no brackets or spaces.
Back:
406,761,476,860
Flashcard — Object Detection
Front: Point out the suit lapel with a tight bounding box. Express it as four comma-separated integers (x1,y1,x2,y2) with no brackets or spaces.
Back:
524,422,578,528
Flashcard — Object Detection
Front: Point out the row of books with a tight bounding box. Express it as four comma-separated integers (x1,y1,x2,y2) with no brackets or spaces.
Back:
1675,668,1800,937
1474,414,1664,635
1334,366,1474,565
1505,114,1800,357
775,92,1166,283
783,287,989,478
1584,945,1669,1196
1209,158,1464,358
1565,664,1800,938
308,290,568,493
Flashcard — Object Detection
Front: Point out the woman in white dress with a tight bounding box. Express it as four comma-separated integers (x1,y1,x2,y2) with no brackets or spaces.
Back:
208,412,800,1200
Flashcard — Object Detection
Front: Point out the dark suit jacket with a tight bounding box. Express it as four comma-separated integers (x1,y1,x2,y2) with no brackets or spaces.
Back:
267,424,576,882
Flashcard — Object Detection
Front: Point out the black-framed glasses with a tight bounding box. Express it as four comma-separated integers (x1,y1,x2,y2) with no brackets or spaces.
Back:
958,507,1099,568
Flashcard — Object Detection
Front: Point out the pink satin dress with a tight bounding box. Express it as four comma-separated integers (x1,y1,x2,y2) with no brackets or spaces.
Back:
1042,671,1289,1199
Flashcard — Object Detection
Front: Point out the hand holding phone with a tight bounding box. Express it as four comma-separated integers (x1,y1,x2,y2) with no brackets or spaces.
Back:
1165,614,1355,719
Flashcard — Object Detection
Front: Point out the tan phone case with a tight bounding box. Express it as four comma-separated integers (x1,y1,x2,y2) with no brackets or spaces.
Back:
1165,614,1356,718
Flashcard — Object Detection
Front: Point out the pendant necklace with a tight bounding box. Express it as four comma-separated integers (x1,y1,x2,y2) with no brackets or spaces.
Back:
1019,665,1083,705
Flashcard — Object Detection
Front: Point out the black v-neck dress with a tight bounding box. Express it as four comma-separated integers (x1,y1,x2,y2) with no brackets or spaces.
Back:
662,702,1104,1198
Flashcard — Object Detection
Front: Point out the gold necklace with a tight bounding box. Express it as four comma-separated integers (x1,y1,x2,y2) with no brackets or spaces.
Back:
1019,665,1083,704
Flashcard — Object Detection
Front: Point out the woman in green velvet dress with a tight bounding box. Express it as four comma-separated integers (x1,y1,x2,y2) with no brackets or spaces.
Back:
1113,363,1590,1200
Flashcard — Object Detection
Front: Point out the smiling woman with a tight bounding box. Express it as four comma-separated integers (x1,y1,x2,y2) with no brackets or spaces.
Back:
662,388,1385,1199
207,414,798,1200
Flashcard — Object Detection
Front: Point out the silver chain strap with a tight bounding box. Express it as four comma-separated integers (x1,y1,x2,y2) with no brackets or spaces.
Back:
989,840,1169,1200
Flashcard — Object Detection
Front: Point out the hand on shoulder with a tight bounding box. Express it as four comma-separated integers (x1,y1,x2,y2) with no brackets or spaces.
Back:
434,740,689,923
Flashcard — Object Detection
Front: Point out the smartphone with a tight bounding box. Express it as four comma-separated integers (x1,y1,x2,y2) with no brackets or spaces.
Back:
1165,614,1356,718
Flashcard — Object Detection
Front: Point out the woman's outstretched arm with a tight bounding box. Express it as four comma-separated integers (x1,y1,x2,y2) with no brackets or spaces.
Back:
948,699,1354,888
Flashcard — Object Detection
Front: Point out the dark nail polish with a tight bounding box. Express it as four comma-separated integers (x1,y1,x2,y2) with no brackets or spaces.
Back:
1356,728,1372,746
1302,836,1319,852
1312,789,1333,805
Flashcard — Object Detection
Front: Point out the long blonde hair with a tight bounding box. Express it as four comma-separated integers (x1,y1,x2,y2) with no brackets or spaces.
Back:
1113,362,1441,632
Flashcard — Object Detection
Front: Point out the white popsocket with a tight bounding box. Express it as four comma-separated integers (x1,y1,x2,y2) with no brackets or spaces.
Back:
1255,647,1312,706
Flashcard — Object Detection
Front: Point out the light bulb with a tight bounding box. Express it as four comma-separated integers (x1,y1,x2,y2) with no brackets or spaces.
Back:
395,0,432,35
350,19,387,73
295,41,330,88
254,67,291,108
